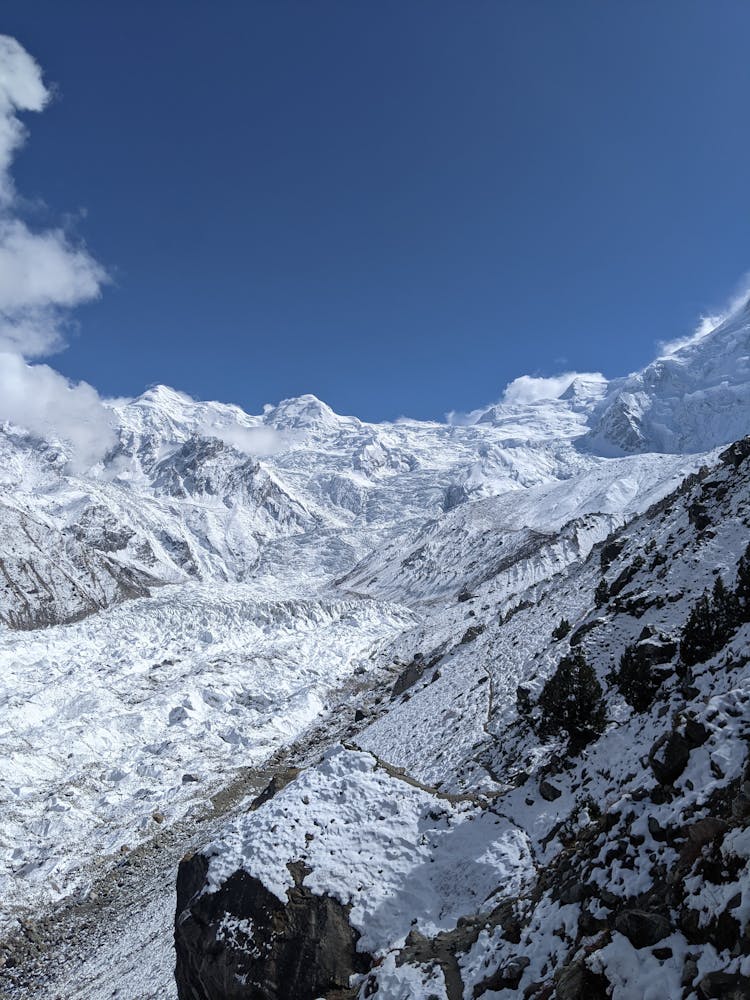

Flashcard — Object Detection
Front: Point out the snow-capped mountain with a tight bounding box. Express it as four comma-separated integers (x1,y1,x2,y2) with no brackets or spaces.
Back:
2,297,748,632
588,299,750,455
2,296,750,999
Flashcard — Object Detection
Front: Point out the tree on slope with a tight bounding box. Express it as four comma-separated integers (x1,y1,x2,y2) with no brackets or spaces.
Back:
736,543,750,622
538,649,607,750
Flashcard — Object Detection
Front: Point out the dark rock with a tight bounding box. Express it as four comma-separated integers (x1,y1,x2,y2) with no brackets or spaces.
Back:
686,817,728,848
688,502,712,531
473,956,530,995
719,437,750,469
732,782,750,820
175,855,370,1000
600,538,626,573
682,958,699,989
182,773,200,784
652,946,673,960
649,732,691,784
649,784,670,805
569,618,605,647
539,779,562,802
557,879,588,905
697,971,750,999
555,961,610,999
614,909,671,948
354,709,366,723
390,661,424,699
684,718,710,748
648,816,667,841
460,624,485,644
250,769,300,811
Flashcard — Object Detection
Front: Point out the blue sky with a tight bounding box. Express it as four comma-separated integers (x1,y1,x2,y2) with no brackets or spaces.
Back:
3,1,750,421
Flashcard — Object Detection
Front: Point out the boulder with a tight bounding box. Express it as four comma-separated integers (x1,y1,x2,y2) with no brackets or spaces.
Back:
555,961,610,1000
175,855,369,1000
649,732,691,784
614,909,671,949
539,779,562,802
697,971,750,999
391,661,424,699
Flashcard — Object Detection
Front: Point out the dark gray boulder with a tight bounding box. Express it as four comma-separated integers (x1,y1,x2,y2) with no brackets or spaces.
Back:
614,909,671,949
649,731,691,784
174,855,370,1000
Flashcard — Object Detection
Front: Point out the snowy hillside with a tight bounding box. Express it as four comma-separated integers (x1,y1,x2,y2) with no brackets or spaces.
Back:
177,437,750,1000
588,299,750,455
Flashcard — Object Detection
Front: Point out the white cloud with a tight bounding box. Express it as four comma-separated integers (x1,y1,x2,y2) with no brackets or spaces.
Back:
200,419,284,457
502,372,586,405
0,219,107,356
447,370,605,424
0,35,48,204
0,352,116,472
0,35,111,470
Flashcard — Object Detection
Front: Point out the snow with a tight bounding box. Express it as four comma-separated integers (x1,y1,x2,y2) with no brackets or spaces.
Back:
205,745,533,956
3,297,750,996
0,584,413,926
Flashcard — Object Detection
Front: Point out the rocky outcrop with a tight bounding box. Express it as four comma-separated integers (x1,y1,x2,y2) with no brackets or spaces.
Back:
175,855,369,1000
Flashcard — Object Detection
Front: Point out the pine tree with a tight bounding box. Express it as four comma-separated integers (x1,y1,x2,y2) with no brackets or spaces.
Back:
712,575,740,645
552,617,571,641
538,650,607,749
680,593,716,667
736,543,750,623
594,579,609,608
615,643,663,712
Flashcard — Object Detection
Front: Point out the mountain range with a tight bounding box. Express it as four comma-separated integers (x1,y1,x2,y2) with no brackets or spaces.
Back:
1,297,750,999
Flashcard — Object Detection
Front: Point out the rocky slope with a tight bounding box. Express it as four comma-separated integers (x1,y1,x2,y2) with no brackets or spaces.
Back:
175,439,750,999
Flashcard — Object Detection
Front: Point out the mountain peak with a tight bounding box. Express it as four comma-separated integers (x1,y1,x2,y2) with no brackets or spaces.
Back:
263,394,356,431
134,384,195,410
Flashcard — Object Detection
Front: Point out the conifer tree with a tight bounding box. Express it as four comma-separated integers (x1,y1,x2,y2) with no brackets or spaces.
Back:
615,643,663,712
680,592,716,667
736,543,750,623
594,578,609,608
538,649,607,749
712,575,740,645
552,617,571,641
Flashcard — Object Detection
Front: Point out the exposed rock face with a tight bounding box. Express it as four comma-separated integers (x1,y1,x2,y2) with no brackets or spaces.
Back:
175,856,369,1000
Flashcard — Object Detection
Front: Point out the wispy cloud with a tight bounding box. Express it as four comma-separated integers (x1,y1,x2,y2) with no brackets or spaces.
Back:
199,419,285,456
0,35,114,470
502,372,596,405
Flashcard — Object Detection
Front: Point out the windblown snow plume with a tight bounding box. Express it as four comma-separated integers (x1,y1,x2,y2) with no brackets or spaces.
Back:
0,35,113,469
658,273,750,357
